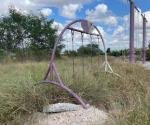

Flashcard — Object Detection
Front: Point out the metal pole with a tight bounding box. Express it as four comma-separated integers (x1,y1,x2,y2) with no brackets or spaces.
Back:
129,0,135,63
142,15,147,64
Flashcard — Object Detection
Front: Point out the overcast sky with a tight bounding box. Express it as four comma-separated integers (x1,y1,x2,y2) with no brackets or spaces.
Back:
0,0,150,50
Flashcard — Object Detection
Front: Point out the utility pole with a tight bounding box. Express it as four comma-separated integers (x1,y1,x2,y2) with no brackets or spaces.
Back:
129,0,135,63
142,15,147,64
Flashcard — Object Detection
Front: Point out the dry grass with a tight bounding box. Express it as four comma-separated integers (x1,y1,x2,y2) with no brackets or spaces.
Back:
0,57,150,124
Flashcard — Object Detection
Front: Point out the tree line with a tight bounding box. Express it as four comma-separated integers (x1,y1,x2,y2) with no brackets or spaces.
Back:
0,8,64,61
1,8,149,61
64,44,104,57
107,46,150,61
0,8,104,61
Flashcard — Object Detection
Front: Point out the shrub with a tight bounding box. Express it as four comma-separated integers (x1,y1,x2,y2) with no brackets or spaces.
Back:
146,49,150,61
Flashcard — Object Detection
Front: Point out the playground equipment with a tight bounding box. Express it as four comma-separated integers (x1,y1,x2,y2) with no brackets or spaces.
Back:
128,0,147,63
41,19,116,108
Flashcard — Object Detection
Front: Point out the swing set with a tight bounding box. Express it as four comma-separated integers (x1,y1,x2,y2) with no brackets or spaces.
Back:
41,19,117,108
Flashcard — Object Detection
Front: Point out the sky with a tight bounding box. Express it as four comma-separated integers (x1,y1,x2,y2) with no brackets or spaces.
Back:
0,0,150,50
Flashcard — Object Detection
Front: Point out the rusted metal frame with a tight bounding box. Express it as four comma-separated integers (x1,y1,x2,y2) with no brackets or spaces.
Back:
43,19,107,108
44,20,106,81
43,62,88,108
45,20,105,77
52,63,64,85
67,27,99,36
44,20,85,80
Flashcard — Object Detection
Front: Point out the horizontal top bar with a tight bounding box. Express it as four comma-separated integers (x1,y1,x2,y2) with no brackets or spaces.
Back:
129,0,148,22
134,6,147,21
67,27,99,36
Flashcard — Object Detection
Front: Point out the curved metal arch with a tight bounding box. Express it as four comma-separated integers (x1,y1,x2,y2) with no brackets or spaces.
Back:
53,19,106,62
44,19,109,79
42,19,117,108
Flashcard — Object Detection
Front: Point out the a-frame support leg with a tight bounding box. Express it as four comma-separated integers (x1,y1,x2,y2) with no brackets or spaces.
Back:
42,62,88,109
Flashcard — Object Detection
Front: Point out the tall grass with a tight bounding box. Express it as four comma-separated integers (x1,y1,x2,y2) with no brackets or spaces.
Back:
0,57,150,124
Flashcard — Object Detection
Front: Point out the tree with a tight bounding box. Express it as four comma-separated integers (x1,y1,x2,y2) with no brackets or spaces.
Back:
77,43,104,56
0,8,64,60
64,50,78,57
26,15,57,58
148,43,150,49
106,48,111,54
146,49,150,61
0,9,26,52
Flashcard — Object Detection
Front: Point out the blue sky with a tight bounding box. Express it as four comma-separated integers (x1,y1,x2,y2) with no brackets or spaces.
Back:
40,0,150,50
48,0,150,24
1,0,150,50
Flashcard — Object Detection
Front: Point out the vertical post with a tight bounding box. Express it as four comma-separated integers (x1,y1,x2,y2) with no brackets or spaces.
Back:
129,0,135,63
142,15,147,64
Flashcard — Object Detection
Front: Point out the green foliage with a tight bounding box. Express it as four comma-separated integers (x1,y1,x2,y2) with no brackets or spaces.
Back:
109,49,128,57
0,49,5,60
0,9,25,52
106,48,111,54
108,48,147,62
108,49,142,59
26,16,57,57
64,50,78,57
0,8,64,60
56,44,65,57
77,44,104,56
64,43,104,57
146,49,150,61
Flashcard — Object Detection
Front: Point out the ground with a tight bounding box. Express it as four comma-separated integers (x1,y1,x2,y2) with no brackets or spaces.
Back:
0,57,150,125
141,61,150,70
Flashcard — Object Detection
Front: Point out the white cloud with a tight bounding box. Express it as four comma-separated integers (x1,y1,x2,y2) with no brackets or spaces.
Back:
61,4,82,18
93,26,107,38
31,0,91,6
108,32,129,50
95,4,108,14
144,11,150,28
52,21,64,34
40,8,52,17
86,4,118,25
144,11,150,45
108,9,150,50
107,14,129,50
126,9,150,29
0,0,91,16
113,26,124,36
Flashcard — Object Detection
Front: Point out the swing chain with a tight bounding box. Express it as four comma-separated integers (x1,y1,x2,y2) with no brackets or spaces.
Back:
71,30,75,79
90,35,93,64
81,33,85,79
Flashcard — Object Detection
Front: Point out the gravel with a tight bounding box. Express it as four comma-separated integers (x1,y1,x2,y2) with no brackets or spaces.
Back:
43,103,82,113
25,105,108,125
